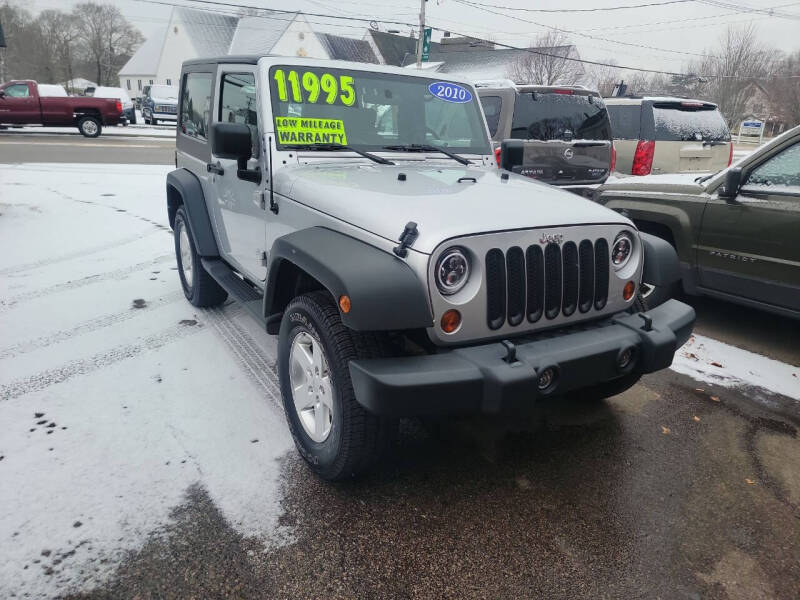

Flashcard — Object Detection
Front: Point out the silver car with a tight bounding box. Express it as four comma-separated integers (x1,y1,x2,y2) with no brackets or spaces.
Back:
166,56,695,480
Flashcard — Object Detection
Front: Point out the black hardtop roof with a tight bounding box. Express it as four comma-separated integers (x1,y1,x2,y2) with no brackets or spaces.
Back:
182,55,262,67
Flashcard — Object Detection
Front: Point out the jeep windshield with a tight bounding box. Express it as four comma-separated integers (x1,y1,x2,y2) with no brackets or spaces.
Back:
269,65,490,155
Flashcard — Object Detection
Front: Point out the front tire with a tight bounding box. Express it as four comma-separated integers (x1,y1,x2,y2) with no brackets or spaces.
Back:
151,116,158,126
173,207,227,307
278,291,396,480
77,116,101,138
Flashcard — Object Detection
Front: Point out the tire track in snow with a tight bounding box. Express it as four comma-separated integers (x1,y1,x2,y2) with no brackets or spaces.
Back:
0,254,174,312
0,320,205,402
0,230,162,277
206,306,282,410
0,291,185,360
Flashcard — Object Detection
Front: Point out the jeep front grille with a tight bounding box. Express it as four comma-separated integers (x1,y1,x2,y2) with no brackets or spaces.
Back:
486,239,609,330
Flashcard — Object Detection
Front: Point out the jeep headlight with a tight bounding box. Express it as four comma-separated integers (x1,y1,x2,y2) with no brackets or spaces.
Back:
611,232,634,270
436,247,470,295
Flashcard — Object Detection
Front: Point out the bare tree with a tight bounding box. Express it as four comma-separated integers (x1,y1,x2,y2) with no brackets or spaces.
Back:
692,24,775,127
769,50,800,127
73,2,143,86
506,31,584,86
587,60,621,97
35,10,79,84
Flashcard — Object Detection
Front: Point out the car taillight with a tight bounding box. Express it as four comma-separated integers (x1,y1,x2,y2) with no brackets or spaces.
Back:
727,141,733,166
631,140,655,176
115,100,122,113
610,144,617,173
552,89,574,95
494,147,502,167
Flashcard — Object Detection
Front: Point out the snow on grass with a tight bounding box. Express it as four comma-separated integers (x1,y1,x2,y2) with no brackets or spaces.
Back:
0,163,292,599
671,333,800,401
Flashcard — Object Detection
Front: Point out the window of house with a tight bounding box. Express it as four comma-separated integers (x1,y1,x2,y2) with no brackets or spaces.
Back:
181,72,213,141
149,80,154,85
4,84,30,97
137,80,142,91
166,78,172,86
126,79,131,90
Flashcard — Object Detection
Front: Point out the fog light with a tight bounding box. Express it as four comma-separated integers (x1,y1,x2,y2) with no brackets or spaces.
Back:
623,281,636,301
441,309,461,334
618,347,635,369
537,367,557,391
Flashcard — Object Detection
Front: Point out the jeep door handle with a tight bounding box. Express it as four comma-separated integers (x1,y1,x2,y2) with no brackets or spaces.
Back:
207,162,224,176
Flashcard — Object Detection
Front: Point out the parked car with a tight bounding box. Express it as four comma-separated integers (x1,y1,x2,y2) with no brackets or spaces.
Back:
605,97,733,176
92,86,136,125
595,125,800,317
477,82,614,196
142,84,178,125
166,56,694,480
0,79,123,137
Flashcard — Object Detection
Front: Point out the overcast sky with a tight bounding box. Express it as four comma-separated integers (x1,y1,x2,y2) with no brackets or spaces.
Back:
24,0,800,73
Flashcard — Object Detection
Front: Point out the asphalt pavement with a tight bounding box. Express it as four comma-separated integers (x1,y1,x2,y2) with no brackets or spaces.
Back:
2,132,798,599
0,131,175,165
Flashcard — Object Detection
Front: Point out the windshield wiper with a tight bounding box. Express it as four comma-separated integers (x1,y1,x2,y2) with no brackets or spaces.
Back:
290,143,394,165
382,144,471,166
695,171,719,183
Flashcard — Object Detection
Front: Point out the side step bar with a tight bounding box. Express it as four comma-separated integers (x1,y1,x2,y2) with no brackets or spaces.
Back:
201,258,265,324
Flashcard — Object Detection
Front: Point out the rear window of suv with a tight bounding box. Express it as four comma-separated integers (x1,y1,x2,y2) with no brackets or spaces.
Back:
652,102,730,142
607,104,641,139
510,92,611,141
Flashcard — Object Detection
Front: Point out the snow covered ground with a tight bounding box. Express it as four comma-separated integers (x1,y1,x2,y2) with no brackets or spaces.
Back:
0,162,797,598
0,163,292,599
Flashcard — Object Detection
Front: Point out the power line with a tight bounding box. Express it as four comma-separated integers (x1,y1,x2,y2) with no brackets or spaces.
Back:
697,0,800,19
452,0,720,59
455,0,699,13
126,0,800,78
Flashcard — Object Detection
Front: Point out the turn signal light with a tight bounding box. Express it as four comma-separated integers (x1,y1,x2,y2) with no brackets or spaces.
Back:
623,281,636,301
727,141,734,166
441,309,461,334
338,295,351,314
494,147,502,167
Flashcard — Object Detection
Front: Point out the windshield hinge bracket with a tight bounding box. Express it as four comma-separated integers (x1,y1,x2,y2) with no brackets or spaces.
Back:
393,221,419,258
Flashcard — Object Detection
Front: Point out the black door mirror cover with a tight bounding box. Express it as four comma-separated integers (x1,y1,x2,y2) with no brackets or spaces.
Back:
212,122,253,161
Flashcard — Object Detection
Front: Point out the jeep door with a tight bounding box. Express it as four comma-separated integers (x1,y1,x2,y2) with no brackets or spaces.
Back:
209,68,266,282
698,138,800,311
506,90,613,186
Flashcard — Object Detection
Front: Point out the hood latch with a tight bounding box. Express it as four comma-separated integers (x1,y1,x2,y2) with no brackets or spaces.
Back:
393,221,419,258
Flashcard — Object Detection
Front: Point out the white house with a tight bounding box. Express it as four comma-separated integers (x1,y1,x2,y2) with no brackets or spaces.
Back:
118,7,329,99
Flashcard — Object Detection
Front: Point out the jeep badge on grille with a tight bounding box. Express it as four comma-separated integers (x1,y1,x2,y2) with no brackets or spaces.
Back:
539,233,564,245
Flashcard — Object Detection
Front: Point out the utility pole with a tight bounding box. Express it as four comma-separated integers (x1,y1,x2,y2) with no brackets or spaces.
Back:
415,0,426,68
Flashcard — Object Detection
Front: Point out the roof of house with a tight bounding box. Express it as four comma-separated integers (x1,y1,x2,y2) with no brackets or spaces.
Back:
118,27,167,75
174,7,238,57
401,44,583,82
317,33,378,63
368,30,430,66
228,12,296,55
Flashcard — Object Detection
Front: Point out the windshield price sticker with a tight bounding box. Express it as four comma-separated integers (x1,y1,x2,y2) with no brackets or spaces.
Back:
275,117,348,145
429,81,472,103
273,69,356,106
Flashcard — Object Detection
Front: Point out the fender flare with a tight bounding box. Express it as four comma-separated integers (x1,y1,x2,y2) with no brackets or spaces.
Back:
166,168,219,257
640,232,680,287
265,227,434,332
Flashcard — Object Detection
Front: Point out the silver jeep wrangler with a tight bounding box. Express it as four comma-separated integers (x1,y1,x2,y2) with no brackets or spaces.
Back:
167,56,695,480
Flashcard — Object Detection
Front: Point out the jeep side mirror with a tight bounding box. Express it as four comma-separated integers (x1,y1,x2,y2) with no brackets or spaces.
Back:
718,167,742,202
499,139,524,172
212,122,261,184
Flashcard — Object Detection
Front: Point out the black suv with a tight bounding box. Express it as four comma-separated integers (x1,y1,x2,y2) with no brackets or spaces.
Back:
478,83,614,195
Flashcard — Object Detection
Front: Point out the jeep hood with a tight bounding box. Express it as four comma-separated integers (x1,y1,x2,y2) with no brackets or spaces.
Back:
278,164,630,254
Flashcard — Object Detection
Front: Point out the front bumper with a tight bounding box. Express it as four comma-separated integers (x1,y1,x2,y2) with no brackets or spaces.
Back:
349,299,695,416
152,112,177,121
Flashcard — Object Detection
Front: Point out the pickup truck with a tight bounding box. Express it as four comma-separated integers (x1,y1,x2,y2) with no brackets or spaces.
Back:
0,80,123,137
